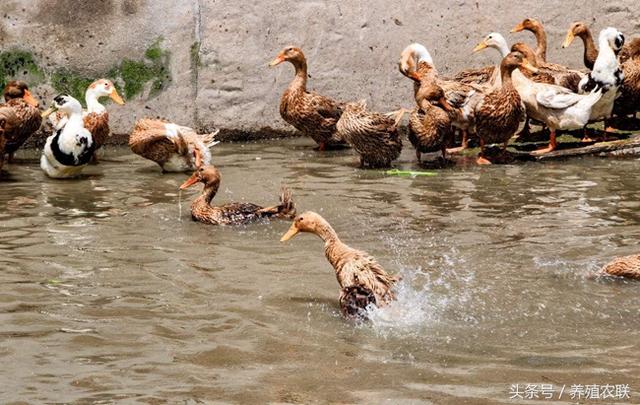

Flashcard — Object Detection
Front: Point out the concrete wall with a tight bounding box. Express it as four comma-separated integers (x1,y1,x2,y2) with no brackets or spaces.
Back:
1,0,638,136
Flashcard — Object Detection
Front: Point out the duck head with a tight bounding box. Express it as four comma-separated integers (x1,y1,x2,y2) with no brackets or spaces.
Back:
86,79,124,105
473,33,509,56
179,164,221,191
600,27,625,53
510,43,540,67
41,94,83,118
280,211,331,241
511,18,541,33
398,43,433,81
417,84,453,112
501,51,539,76
269,46,306,68
3,80,38,106
563,22,590,48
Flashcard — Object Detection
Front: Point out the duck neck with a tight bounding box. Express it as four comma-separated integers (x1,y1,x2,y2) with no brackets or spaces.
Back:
197,182,220,206
496,42,510,58
531,26,547,61
500,65,516,88
579,31,598,69
289,58,308,92
85,89,106,114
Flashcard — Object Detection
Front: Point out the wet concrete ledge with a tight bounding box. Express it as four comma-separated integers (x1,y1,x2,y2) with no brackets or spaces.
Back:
22,127,303,149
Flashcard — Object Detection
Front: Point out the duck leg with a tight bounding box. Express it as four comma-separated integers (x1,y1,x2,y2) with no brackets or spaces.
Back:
476,138,492,165
447,130,469,154
531,129,557,155
318,141,326,151
415,149,421,163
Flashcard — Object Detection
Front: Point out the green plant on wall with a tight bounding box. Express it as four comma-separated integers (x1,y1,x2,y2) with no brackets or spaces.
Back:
0,39,170,103
0,50,46,89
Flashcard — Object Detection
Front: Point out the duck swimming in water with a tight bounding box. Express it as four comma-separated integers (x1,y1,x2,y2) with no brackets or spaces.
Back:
600,254,640,279
40,94,94,178
1,80,41,161
280,211,399,320
180,164,295,225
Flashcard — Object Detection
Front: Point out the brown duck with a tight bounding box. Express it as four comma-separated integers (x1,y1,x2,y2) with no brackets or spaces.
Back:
280,211,400,320
129,118,219,172
180,165,295,225
0,81,41,160
474,52,530,164
407,83,455,162
335,100,403,168
270,46,346,150
512,18,584,92
0,107,16,173
600,254,640,279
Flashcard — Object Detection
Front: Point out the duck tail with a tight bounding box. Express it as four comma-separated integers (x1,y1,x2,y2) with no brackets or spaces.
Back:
201,128,221,149
340,285,377,321
257,186,296,219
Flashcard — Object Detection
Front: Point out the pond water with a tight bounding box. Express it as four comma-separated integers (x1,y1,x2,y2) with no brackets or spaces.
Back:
1,138,639,404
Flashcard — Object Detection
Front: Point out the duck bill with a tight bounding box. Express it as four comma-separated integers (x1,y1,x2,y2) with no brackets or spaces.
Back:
280,224,300,242
438,96,454,112
109,88,125,105
562,31,575,48
473,41,488,53
41,106,57,118
22,90,39,107
179,172,200,190
510,22,525,33
520,58,539,73
269,54,285,67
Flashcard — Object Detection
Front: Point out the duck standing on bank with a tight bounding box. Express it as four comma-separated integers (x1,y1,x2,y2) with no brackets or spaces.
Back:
0,81,42,161
578,27,625,135
280,211,399,320
269,46,346,150
180,165,295,225
40,95,95,178
129,118,219,172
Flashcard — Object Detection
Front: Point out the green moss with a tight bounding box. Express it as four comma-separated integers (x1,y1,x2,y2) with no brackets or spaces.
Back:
50,70,96,105
109,38,171,99
190,41,201,68
0,49,45,89
0,39,170,102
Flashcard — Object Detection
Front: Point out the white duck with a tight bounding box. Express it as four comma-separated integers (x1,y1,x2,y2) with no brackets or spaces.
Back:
455,32,510,88
40,95,94,178
578,27,625,123
511,69,603,154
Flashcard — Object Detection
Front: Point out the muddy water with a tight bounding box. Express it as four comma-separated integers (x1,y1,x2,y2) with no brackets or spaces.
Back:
1,139,640,404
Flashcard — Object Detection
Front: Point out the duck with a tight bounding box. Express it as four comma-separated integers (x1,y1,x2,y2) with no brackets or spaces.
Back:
614,38,640,118
280,211,400,320
510,59,603,154
407,83,455,162
40,94,94,178
0,81,42,160
562,22,599,70
563,23,638,123
269,46,346,150
179,164,296,225
129,118,219,172
512,18,585,92
399,43,484,151
511,18,549,62
578,28,625,123
50,79,125,159
0,107,15,174
335,100,403,168
600,254,640,279
473,52,530,164
453,32,510,87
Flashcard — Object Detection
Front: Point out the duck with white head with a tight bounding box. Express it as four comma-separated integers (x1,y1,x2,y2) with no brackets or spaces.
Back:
40,94,95,178
579,27,625,122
